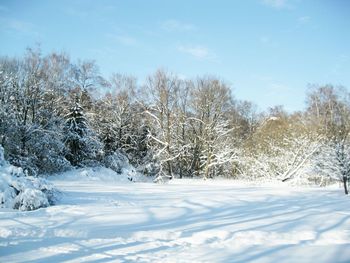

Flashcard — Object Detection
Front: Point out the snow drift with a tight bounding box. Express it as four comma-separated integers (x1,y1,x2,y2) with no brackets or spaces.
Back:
0,147,58,211
1,177,349,262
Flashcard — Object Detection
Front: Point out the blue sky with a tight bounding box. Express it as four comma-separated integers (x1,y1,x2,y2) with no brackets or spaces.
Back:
0,0,349,112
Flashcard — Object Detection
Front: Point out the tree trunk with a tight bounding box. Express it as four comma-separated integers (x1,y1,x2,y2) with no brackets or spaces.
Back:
343,176,348,195
204,152,212,179
167,160,173,179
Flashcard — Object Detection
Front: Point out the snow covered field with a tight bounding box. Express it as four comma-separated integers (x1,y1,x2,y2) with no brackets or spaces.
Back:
1,176,350,263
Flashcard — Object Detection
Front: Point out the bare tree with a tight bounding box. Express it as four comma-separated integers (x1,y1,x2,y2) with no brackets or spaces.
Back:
143,70,181,181
307,85,350,193
189,77,237,179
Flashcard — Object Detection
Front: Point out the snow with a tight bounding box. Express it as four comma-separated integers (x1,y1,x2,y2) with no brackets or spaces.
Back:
1,176,350,262
268,116,279,121
49,166,151,183
0,147,58,211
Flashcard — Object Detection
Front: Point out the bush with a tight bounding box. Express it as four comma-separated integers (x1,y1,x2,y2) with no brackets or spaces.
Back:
102,150,129,173
0,147,59,211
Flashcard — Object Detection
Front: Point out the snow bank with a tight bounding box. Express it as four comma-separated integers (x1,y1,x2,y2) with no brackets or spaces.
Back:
48,149,150,183
49,166,150,183
0,147,58,211
1,178,349,262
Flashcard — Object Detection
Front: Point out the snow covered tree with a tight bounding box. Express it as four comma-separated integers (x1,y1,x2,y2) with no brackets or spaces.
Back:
231,100,259,139
64,97,102,166
313,139,350,193
3,46,350,191
92,74,151,174
240,111,322,183
0,146,59,210
306,85,350,139
95,74,138,154
172,81,192,178
188,77,238,179
0,49,75,175
143,70,182,181
306,85,350,193
0,58,16,147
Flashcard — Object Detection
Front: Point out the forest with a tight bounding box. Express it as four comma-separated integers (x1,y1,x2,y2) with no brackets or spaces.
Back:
1,47,350,193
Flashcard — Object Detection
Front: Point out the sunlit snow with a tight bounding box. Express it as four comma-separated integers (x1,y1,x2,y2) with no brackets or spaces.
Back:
1,174,349,263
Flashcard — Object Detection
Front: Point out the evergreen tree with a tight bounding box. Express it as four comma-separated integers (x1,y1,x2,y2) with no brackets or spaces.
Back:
64,96,102,166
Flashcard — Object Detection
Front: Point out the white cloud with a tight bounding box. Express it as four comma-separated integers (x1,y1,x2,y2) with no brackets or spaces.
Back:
178,45,207,58
0,17,39,36
177,45,217,61
262,0,290,9
63,7,89,19
107,34,137,46
298,16,311,24
114,35,137,46
260,36,270,44
259,36,279,48
162,20,196,32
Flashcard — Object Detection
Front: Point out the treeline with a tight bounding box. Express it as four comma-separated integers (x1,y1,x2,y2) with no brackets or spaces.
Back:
0,48,350,192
